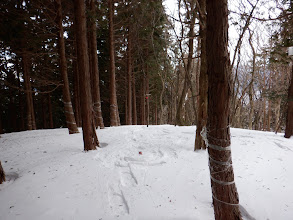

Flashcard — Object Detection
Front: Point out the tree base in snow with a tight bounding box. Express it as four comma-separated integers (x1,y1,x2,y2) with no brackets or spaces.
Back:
0,161,5,184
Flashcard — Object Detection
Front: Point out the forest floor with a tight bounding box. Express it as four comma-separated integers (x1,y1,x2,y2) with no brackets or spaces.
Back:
0,125,292,220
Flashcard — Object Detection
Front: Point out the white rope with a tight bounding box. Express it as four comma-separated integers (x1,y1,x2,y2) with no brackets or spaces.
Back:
209,155,231,166
201,126,239,206
210,175,235,186
208,143,231,151
212,195,239,206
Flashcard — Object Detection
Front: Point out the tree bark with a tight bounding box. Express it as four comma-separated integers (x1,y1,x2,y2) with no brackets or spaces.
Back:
0,105,3,134
262,61,267,131
175,72,188,125
88,0,104,129
0,161,5,184
206,0,242,219
140,74,146,125
248,30,255,130
31,93,36,130
109,0,120,126
22,52,36,131
159,74,165,125
132,71,137,125
56,0,79,134
126,28,132,125
17,67,25,131
268,100,271,131
176,13,196,125
263,99,267,130
267,68,272,131
47,92,54,129
155,99,158,125
42,94,48,129
285,63,293,138
146,71,150,126
274,98,281,133
195,0,208,150
74,0,99,150
73,54,81,127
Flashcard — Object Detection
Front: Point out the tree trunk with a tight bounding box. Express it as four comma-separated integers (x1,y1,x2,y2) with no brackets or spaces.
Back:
268,100,271,131
146,72,150,126
31,92,36,130
206,0,242,219
0,161,5,184
0,105,3,134
47,92,54,129
248,30,255,130
178,1,198,126
159,74,165,125
169,86,173,124
267,69,272,131
263,98,266,130
155,100,158,125
74,0,99,150
56,0,79,134
17,68,25,131
132,72,137,125
42,94,48,129
73,56,81,127
236,105,241,128
285,63,293,138
126,28,132,125
140,75,146,125
109,0,119,126
22,52,36,131
262,62,267,131
274,98,281,133
195,0,208,150
175,74,188,125
88,0,104,129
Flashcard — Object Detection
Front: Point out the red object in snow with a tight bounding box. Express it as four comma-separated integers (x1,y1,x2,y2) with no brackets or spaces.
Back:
139,151,142,155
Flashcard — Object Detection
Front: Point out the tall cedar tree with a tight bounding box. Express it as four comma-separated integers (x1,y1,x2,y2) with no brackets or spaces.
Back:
284,1,293,138
55,0,79,134
285,64,293,138
88,0,105,129
175,0,196,126
22,51,37,130
74,0,99,150
126,27,133,125
109,0,120,126
195,0,208,150
206,0,242,219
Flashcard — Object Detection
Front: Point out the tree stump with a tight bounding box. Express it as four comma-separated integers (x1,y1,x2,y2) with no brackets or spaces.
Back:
0,161,5,184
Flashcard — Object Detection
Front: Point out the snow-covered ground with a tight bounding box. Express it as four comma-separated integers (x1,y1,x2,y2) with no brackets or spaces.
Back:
0,125,292,220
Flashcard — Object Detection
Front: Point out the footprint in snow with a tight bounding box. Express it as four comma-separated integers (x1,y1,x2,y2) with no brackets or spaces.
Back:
108,187,130,215
274,141,292,152
119,165,138,187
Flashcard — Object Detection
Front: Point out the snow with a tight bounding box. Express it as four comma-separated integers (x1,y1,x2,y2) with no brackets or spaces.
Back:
0,125,292,220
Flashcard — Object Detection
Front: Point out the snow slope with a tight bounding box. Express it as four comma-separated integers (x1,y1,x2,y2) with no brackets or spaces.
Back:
0,125,292,220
